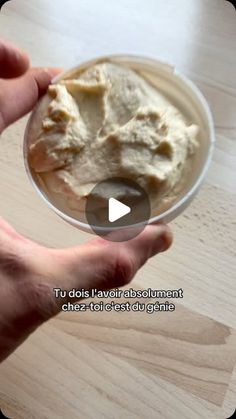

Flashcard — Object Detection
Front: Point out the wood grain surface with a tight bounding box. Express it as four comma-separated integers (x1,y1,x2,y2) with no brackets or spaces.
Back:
0,0,236,418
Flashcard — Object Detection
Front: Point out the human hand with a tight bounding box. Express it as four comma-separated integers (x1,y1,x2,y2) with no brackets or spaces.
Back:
0,39,172,362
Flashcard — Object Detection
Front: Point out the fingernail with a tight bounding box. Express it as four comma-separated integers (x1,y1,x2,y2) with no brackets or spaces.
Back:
152,229,173,255
42,68,63,84
19,48,28,57
159,230,173,253
14,48,29,65
156,237,168,253
44,67,63,76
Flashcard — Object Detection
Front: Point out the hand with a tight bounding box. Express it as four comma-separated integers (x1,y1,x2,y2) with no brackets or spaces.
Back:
0,39,172,362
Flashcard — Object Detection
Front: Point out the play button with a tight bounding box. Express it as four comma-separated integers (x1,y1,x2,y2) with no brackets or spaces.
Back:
85,177,151,242
109,198,131,222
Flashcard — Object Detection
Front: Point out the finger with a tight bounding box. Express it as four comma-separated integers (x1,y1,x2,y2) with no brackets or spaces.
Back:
0,39,29,78
0,67,61,133
0,216,28,243
53,224,173,298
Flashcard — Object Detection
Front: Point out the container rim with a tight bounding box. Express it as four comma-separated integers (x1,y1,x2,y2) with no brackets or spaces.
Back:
24,54,215,233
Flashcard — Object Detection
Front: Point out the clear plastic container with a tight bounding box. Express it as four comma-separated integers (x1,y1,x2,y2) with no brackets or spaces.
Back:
24,55,215,232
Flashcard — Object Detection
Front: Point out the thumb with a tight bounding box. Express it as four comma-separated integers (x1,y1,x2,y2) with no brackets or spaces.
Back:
0,67,61,133
49,224,172,307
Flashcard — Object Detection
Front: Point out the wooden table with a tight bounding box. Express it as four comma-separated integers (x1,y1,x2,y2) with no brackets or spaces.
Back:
0,1,236,417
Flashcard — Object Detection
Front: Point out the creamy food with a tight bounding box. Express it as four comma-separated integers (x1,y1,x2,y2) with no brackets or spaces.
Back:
28,62,199,213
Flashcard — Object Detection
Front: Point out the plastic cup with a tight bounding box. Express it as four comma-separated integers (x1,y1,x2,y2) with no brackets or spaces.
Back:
24,55,215,233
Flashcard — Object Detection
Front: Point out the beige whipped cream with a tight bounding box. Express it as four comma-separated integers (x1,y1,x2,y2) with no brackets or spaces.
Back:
28,62,199,213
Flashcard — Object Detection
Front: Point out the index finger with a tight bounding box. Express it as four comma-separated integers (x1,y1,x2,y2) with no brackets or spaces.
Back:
0,67,61,133
0,39,29,78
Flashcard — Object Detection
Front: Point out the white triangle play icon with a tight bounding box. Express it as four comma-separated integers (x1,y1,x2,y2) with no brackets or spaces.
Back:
108,198,131,223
